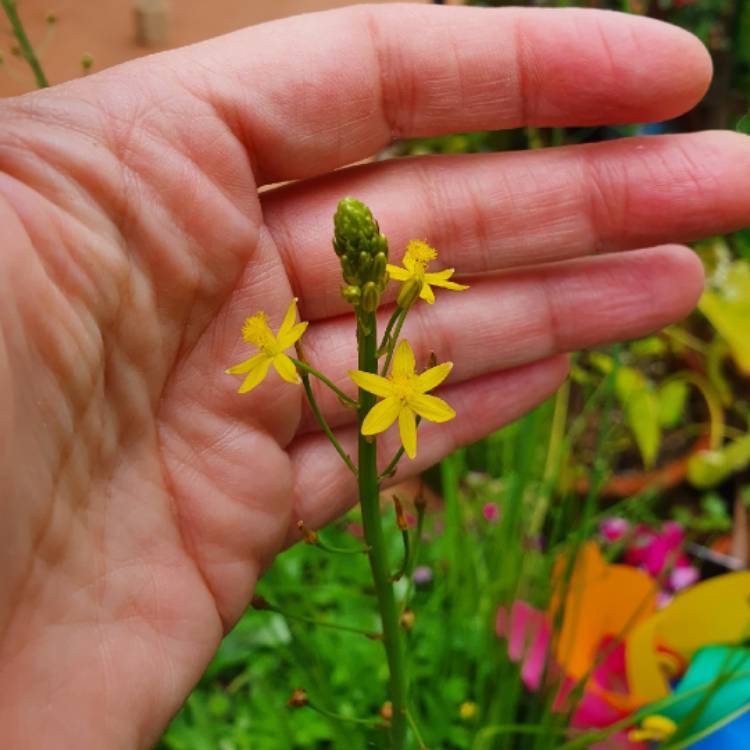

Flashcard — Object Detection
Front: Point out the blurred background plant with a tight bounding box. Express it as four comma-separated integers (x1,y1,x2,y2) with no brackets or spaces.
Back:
2,0,749,748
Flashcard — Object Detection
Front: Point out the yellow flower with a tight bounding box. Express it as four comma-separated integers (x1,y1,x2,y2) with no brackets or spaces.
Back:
226,298,308,394
628,715,677,743
459,702,478,721
386,240,469,305
349,340,455,459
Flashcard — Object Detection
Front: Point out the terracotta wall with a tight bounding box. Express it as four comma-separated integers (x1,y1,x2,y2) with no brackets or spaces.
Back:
1,0,436,97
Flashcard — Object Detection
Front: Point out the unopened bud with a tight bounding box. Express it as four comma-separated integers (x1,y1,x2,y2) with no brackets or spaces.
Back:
288,688,309,707
371,252,387,283
399,609,416,631
361,281,380,312
341,285,361,306
393,495,408,531
81,53,94,73
380,701,393,722
341,255,358,285
296,520,318,545
358,251,372,277
396,277,422,310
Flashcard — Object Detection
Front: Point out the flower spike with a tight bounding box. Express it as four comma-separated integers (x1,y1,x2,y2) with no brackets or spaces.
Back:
226,298,308,394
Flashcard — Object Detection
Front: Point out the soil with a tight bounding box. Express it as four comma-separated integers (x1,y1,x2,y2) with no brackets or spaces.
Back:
0,0,435,97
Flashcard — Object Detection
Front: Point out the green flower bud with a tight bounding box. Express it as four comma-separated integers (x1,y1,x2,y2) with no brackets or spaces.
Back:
341,255,358,285
371,252,387,285
396,277,422,310
332,198,389,294
358,251,372,277
341,285,361,305
361,281,380,312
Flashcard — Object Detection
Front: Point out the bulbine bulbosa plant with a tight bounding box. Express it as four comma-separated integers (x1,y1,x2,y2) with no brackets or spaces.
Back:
226,198,468,749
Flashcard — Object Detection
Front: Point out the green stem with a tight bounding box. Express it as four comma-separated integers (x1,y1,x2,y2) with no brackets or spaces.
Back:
380,309,407,376
378,308,403,356
263,603,381,639
402,501,426,613
357,310,407,749
313,537,370,555
390,527,411,582
307,699,384,727
1,0,49,88
379,416,421,482
291,357,358,408
405,709,427,749
296,362,357,476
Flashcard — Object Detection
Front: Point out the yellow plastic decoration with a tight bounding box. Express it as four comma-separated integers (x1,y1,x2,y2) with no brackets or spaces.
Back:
625,572,750,704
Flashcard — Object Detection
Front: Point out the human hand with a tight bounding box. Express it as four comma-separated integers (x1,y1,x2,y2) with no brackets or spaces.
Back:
1,4,748,747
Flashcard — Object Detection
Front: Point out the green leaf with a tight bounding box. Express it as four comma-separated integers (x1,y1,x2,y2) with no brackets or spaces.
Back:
658,380,688,428
699,259,750,375
614,366,647,402
629,336,667,357
687,434,750,488
624,387,661,469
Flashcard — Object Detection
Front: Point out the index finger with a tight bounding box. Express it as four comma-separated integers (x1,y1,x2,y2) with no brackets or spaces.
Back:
185,4,712,184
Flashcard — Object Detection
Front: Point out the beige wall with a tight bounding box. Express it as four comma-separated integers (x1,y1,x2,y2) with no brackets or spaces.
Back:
1,0,441,96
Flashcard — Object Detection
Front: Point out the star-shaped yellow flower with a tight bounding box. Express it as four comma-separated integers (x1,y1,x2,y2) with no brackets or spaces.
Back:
226,298,308,394
386,240,469,305
349,340,455,459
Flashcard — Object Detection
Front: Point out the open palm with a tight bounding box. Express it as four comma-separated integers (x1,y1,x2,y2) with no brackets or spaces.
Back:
1,5,749,748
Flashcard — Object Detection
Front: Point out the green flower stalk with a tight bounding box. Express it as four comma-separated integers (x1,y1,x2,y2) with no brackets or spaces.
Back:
335,197,408,748
226,196,468,750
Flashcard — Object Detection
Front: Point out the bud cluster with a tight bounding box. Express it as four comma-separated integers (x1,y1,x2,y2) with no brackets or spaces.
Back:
333,197,389,312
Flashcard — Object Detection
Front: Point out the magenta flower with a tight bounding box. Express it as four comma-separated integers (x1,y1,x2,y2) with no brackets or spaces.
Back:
482,502,500,523
600,517,631,543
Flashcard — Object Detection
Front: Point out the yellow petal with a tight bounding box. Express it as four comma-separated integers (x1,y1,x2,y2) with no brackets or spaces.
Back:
425,270,469,291
408,393,456,423
278,321,308,349
362,397,401,435
415,362,453,393
386,264,411,281
277,297,299,338
419,284,436,304
349,370,394,397
226,352,266,375
238,358,272,393
392,339,416,378
273,353,301,384
398,406,417,459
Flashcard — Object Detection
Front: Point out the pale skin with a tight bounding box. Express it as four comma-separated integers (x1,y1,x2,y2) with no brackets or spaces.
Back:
1,3,749,747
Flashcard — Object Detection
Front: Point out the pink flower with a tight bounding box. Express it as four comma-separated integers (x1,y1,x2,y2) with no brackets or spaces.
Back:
601,517,631,543
669,564,700,592
624,522,685,579
412,565,433,585
482,502,500,523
